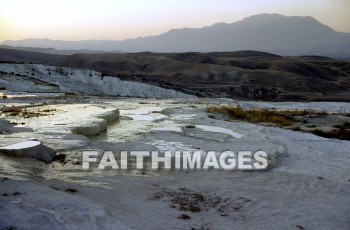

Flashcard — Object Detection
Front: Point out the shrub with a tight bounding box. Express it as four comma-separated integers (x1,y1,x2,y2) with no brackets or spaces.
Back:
207,106,293,126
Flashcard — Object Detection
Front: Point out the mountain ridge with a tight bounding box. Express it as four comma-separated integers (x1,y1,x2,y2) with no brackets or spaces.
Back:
2,14,350,58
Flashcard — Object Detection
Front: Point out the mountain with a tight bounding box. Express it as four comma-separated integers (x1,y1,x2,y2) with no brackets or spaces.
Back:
1,39,124,54
0,45,122,55
2,14,350,58
117,14,350,57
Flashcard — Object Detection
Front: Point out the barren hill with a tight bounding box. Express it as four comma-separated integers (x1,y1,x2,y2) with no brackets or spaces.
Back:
1,46,349,101
0,48,64,63
47,51,350,101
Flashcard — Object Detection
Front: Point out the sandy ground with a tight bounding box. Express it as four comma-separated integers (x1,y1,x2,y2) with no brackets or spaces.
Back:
1,95,350,230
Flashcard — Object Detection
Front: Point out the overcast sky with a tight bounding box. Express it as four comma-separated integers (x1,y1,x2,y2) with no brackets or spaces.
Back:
0,0,349,42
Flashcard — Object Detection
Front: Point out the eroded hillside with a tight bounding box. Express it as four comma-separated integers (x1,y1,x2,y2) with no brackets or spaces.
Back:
47,51,350,101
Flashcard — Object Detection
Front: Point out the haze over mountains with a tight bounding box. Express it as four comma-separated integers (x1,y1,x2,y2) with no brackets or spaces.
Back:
2,14,350,59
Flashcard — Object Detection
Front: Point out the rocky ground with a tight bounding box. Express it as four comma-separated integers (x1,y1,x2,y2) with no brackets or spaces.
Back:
1,93,350,229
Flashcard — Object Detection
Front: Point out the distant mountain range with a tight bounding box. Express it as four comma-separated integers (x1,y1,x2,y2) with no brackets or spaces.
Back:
0,45,121,55
2,14,350,58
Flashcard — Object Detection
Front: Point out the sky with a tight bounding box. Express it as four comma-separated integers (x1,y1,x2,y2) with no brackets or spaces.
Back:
0,0,349,42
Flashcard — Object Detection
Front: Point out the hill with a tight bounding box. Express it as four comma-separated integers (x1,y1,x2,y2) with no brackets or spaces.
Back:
0,48,64,63
47,51,350,101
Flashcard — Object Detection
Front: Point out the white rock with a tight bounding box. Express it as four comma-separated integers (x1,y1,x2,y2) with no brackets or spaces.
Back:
0,141,56,163
70,110,119,136
196,125,244,138
0,64,196,98
70,120,102,136
95,110,119,124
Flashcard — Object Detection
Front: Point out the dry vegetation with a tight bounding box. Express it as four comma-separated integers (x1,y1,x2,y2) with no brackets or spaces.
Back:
208,105,350,140
0,106,57,118
311,121,350,140
207,105,296,126
149,187,251,216
0,92,8,99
